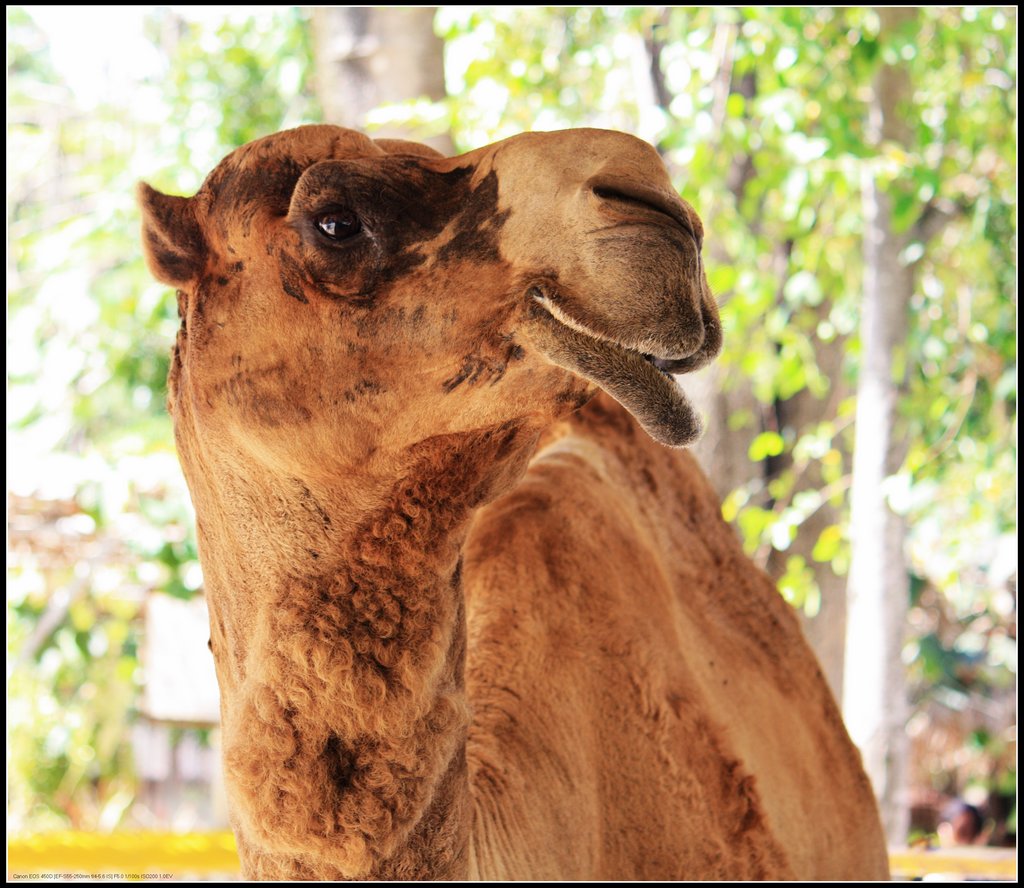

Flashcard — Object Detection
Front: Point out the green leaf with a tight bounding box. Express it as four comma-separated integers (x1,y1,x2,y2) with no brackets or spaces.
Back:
777,555,821,616
812,525,844,562
748,431,786,461
783,270,823,307
707,264,738,294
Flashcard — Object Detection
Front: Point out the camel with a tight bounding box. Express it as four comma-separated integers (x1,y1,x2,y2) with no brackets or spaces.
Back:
138,124,889,880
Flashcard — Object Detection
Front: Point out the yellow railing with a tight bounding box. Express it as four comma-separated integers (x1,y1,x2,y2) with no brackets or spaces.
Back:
8,832,240,877
888,846,1017,880
7,833,1018,880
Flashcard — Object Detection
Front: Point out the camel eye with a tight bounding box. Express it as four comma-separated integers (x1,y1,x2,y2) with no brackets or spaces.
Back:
314,209,361,241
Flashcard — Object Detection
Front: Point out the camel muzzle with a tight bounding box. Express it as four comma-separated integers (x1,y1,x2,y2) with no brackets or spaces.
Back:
523,287,706,448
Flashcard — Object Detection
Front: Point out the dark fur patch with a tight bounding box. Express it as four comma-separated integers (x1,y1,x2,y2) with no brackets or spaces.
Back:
279,252,310,304
280,272,308,304
555,386,595,411
145,229,195,284
288,161,508,307
211,363,312,427
343,378,385,403
434,170,509,266
193,276,214,319
323,734,355,793
442,357,494,392
207,155,306,238
641,467,659,494
441,340,524,393
295,480,332,529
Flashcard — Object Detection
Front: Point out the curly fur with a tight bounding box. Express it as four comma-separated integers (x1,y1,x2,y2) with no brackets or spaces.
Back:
216,424,530,879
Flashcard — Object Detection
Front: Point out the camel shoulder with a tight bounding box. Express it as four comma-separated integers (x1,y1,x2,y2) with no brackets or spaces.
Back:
462,391,812,704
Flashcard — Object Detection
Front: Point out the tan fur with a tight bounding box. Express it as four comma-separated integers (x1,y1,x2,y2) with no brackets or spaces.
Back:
139,124,888,880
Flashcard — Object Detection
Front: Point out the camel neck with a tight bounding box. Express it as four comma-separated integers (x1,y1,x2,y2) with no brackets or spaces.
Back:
189,420,538,879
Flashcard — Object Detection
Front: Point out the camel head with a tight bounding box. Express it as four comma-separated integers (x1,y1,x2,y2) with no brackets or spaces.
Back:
139,125,719,479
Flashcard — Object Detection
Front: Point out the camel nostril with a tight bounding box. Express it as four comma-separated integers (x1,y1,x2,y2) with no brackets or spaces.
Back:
592,186,664,213
591,183,698,243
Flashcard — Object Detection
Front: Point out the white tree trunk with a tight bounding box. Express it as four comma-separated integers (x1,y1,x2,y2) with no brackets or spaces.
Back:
843,6,915,846
312,7,452,154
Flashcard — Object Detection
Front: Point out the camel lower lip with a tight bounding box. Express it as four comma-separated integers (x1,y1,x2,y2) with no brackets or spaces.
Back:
647,354,686,374
525,294,703,448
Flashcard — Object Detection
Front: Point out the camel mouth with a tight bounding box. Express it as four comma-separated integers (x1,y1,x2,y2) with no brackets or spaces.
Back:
524,290,703,448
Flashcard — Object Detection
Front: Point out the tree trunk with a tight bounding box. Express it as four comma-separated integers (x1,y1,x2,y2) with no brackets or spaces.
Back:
842,6,916,846
311,7,453,155
771,325,851,702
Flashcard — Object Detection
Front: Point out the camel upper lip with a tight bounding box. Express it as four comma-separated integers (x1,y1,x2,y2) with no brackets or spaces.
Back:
589,179,700,246
529,290,699,375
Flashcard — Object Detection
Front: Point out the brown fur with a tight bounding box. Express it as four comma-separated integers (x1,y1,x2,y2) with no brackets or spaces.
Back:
139,125,888,880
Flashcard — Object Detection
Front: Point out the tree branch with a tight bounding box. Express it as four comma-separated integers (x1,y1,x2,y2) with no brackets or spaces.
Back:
910,197,964,245
643,9,673,116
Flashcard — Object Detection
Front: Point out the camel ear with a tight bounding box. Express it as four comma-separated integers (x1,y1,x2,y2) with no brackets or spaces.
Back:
137,182,207,287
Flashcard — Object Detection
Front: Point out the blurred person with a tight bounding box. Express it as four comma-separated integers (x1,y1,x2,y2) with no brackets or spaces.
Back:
937,800,987,847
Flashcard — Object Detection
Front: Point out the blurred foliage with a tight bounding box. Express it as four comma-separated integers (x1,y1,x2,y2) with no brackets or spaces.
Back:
6,5,1016,839
7,6,320,831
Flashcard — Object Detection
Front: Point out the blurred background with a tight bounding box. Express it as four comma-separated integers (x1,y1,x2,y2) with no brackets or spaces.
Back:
7,5,1016,876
